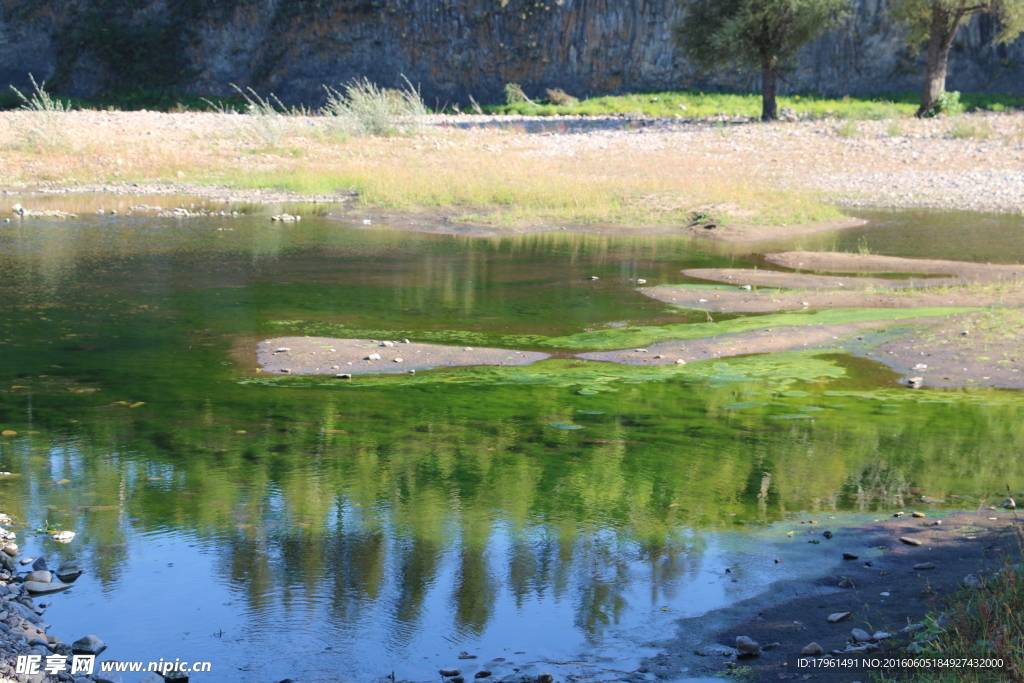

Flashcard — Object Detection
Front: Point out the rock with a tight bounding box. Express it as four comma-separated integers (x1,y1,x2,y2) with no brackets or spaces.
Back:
457,653,477,659
464,347,474,351
25,570,51,584
906,377,923,388
828,612,851,623
899,623,925,634
393,358,403,363
589,276,599,280
851,628,872,642
31,558,47,572
474,672,492,679
963,574,983,587
911,511,926,518
1004,498,1016,510
675,359,686,365
19,558,33,566
275,347,290,353
823,530,833,539
138,675,164,683
735,636,759,657
366,353,381,361
94,673,123,683
739,285,752,291
893,511,905,518
440,669,461,678
874,632,891,640
696,645,736,657
24,580,70,594
71,634,107,656
899,536,923,546
842,552,859,560
838,576,855,588
3,543,18,555
801,642,824,656
451,678,465,683
636,279,647,284
914,363,928,370
914,562,936,570
163,671,188,682
381,341,394,347
402,339,410,343
408,369,416,374
537,674,554,683
335,374,352,379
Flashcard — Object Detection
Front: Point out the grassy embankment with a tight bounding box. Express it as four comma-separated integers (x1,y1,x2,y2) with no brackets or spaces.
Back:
0,84,1020,228
902,529,1024,683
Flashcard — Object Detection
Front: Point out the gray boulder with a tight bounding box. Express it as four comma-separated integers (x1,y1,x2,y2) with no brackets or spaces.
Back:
138,674,164,683
31,556,48,571
23,580,70,595
71,634,107,656
25,570,51,584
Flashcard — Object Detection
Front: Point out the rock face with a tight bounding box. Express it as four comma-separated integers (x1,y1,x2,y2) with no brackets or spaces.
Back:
2,0,1023,104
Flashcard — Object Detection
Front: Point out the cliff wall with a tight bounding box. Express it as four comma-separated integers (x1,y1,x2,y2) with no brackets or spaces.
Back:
1,0,1022,105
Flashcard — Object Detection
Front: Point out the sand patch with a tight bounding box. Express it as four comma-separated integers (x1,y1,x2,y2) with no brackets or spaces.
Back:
257,336,550,375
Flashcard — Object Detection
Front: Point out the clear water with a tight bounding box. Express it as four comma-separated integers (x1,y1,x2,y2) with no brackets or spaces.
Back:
0,201,1022,682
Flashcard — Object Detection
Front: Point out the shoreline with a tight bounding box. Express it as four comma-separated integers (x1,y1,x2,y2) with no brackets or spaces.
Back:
643,508,1023,683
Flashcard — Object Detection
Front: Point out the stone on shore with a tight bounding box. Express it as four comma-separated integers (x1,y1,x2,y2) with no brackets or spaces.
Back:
801,642,824,656
828,612,851,623
72,634,107,656
25,570,51,584
851,628,872,642
735,635,760,657
440,669,460,678
23,580,70,594
899,536,923,546
31,557,48,571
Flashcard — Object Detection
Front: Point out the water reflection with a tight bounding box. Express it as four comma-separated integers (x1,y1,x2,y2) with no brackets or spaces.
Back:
0,206,1022,680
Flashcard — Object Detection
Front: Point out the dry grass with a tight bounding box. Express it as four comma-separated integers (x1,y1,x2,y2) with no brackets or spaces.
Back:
0,111,838,226
1,110,1022,227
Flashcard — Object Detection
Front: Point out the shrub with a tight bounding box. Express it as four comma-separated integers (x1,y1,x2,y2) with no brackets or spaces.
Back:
7,74,71,148
322,76,427,137
546,88,578,106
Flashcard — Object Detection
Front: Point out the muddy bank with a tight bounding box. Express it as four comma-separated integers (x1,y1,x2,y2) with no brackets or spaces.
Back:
677,216,867,242
766,252,1024,278
257,336,550,375
645,509,1022,683
577,321,891,366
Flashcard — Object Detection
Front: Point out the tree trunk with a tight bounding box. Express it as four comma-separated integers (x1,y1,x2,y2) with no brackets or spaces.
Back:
761,59,778,122
916,3,958,117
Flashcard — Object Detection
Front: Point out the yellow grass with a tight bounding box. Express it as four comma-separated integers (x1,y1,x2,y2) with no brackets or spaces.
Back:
0,111,839,227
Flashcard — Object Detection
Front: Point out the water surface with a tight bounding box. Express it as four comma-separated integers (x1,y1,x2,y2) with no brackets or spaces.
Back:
0,202,1021,682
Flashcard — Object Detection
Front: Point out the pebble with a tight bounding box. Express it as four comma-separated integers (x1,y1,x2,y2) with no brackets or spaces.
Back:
735,636,760,657
675,359,686,364
842,552,859,560
473,672,492,679
911,511,926,518
899,536,923,546
393,358,403,363
913,562,936,570
366,353,381,360
537,674,554,683
851,628,871,642
335,374,352,379
739,285,752,291
1004,498,1016,509
439,669,460,678
636,279,646,284
801,642,824,656
381,341,394,347
828,612,851,623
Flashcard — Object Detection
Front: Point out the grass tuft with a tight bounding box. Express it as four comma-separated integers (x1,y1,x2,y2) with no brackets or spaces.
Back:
322,76,428,137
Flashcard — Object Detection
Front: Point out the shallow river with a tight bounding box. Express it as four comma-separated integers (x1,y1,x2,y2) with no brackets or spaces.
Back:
0,199,1022,682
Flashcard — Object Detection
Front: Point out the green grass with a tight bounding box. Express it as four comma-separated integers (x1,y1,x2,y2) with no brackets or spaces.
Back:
484,89,1024,119
904,539,1024,683
5,85,1023,118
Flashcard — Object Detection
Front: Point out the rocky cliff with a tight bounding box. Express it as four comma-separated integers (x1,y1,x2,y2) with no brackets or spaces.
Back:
1,0,1022,105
